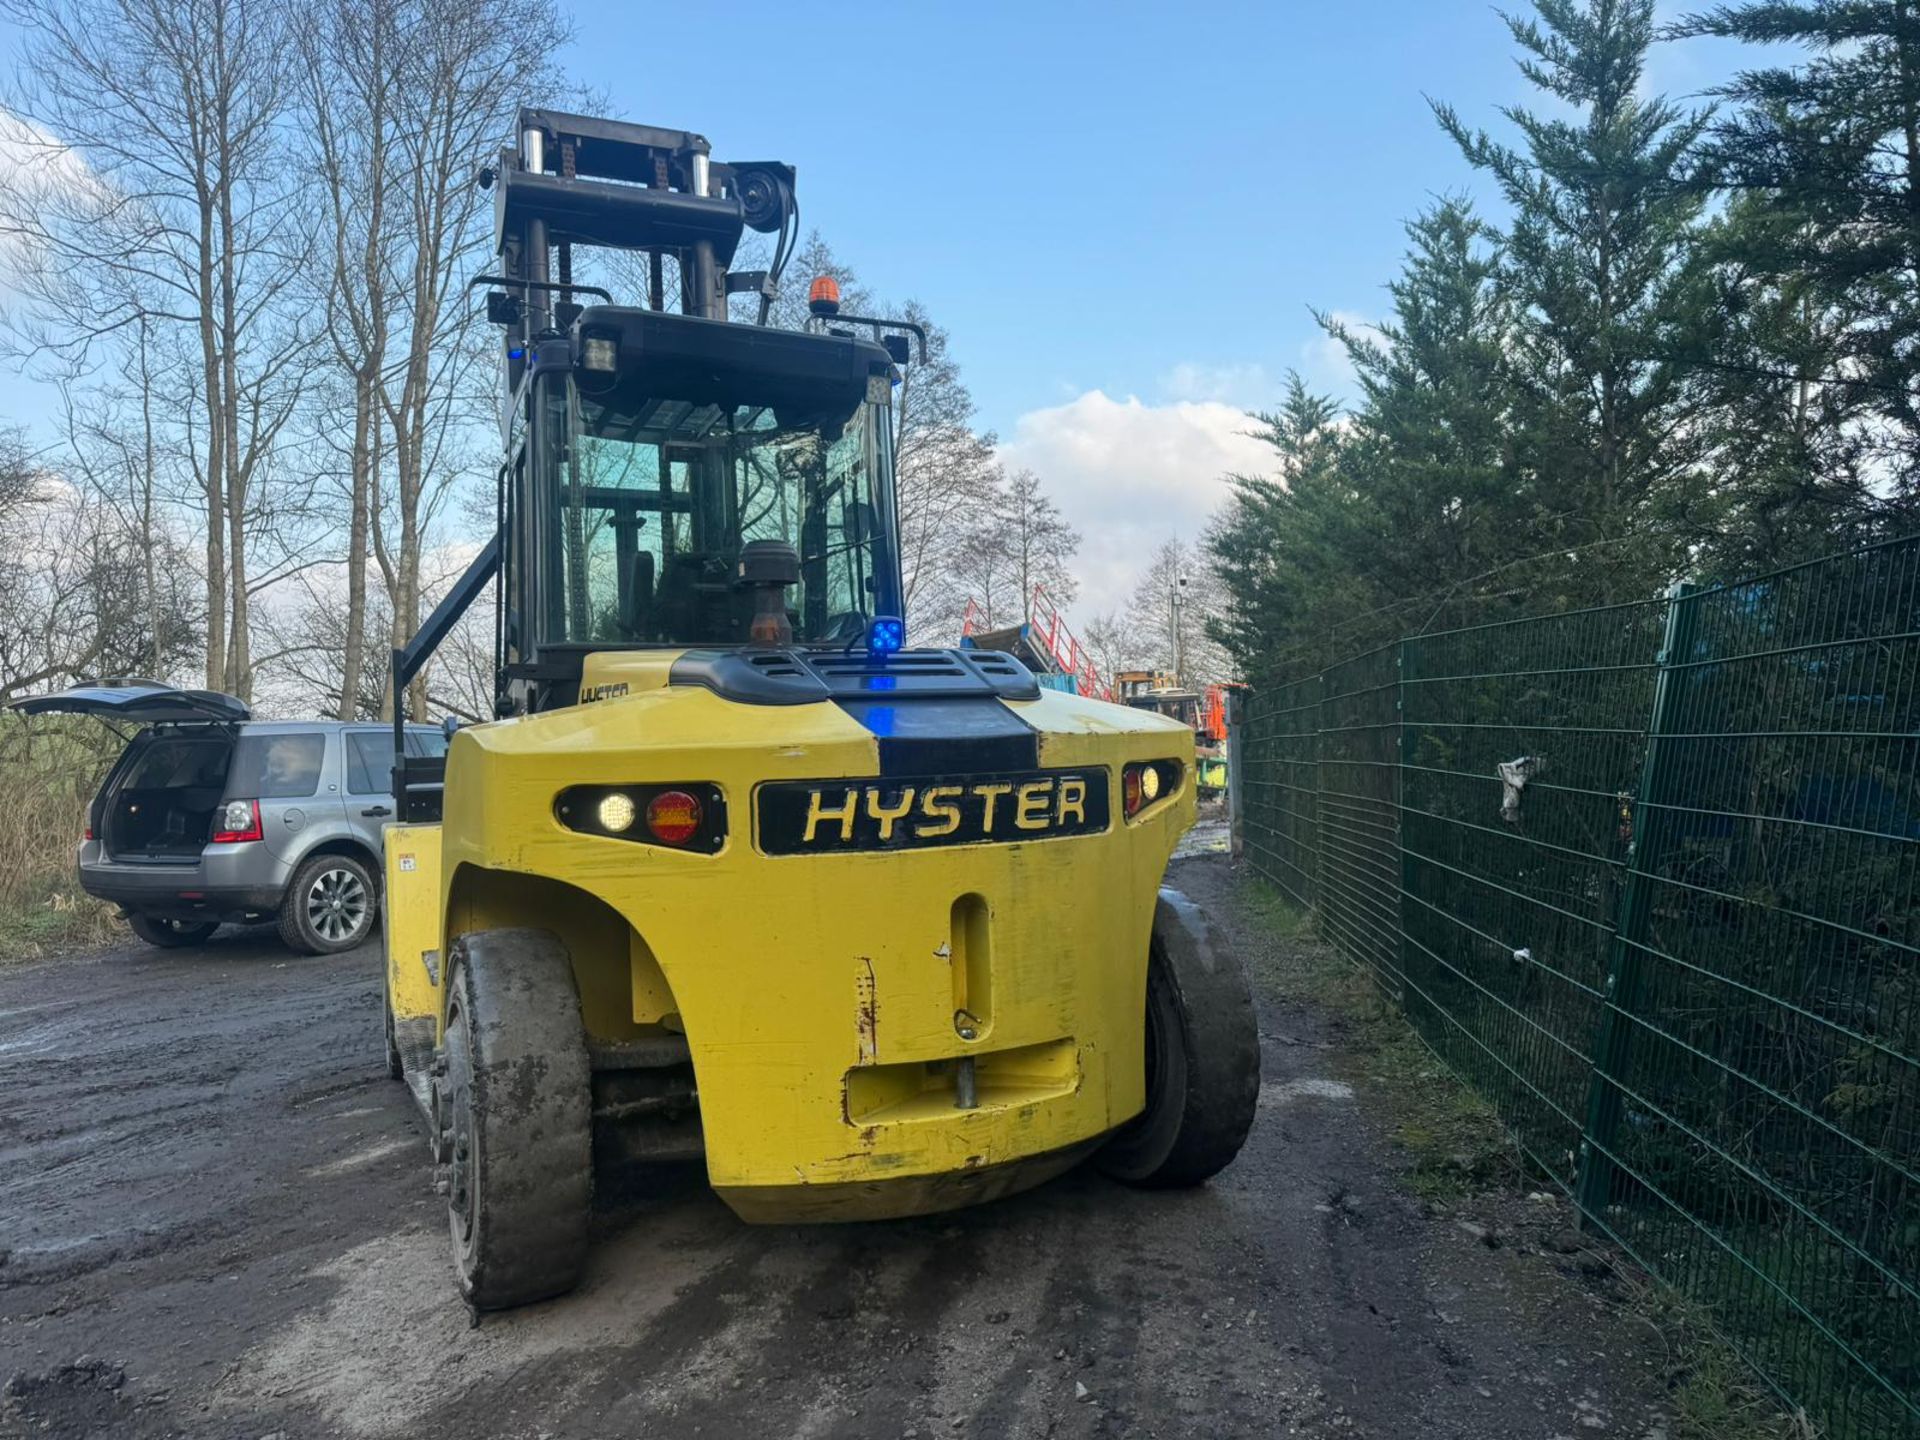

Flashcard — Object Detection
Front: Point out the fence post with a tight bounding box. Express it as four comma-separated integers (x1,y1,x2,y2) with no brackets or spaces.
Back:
1226,685,1246,859
1396,636,1417,1023
1575,580,1701,1223
1312,667,1330,915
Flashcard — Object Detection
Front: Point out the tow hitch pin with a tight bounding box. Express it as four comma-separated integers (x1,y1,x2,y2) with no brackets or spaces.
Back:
954,1056,978,1110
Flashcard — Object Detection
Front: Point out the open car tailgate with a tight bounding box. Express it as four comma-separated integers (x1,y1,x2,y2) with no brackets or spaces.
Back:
7,680,250,724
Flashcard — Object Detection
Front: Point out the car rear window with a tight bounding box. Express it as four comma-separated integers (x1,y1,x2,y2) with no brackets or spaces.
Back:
229,733,325,799
123,734,230,790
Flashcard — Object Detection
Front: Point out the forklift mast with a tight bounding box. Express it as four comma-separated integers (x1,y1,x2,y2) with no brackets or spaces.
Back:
488,109,788,377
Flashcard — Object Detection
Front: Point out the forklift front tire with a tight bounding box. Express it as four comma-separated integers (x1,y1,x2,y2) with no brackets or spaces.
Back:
1097,889,1260,1189
440,928,593,1309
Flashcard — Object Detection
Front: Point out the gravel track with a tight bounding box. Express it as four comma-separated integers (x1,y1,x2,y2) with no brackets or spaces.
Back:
0,854,1672,1439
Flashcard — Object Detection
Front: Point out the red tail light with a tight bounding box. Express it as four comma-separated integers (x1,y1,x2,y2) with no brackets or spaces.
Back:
211,799,263,844
645,790,702,845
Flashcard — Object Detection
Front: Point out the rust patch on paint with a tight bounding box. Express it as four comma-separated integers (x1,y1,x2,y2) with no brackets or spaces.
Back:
855,957,878,1064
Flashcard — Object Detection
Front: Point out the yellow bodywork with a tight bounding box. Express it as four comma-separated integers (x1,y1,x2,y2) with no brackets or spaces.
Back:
384,648,1195,1222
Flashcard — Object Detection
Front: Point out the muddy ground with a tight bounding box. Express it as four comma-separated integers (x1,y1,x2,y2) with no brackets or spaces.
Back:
1,850,1679,1439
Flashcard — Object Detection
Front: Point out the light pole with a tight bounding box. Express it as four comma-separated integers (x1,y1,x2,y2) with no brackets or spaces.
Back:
1170,574,1189,690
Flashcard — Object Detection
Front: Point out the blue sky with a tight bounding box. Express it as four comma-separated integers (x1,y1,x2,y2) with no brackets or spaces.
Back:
564,2,1751,432
0,2,1759,619
556,1,1754,613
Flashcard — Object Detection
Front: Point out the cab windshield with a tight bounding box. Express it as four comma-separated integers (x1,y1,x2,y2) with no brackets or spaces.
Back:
542,378,895,647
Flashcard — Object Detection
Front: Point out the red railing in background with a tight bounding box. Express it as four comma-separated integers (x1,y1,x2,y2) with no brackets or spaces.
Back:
1028,586,1114,702
958,589,1113,702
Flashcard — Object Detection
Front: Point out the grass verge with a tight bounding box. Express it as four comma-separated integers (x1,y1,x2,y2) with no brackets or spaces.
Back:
1239,880,1519,1202
0,715,122,962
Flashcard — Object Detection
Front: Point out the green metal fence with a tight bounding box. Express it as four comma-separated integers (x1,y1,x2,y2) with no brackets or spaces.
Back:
1234,536,1919,1439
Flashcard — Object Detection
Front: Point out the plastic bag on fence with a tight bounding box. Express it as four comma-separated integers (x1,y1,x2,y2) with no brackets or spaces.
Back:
1498,755,1545,823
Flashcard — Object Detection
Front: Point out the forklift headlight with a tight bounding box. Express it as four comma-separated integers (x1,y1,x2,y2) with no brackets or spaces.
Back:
580,333,618,373
556,783,727,852
596,793,636,833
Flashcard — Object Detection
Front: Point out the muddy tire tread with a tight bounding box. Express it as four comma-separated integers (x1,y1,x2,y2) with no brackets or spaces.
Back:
446,928,592,1309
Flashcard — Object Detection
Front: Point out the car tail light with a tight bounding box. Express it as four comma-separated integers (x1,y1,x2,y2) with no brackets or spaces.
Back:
555,784,726,852
1121,761,1183,819
211,799,263,843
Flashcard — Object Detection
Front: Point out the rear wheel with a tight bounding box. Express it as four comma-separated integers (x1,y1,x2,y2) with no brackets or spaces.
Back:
279,853,376,954
437,928,592,1309
127,914,219,948
1097,889,1260,1188
382,985,404,1081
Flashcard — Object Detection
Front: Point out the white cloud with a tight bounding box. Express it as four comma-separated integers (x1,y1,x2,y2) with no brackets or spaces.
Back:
997,389,1277,621
1157,360,1278,409
0,108,102,290
1298,308,1381,398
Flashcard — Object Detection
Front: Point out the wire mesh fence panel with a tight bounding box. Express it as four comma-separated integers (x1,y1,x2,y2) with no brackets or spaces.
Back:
1399,599,1669,1188
1316,646,1402,997
1584,541,1920,1440
1239,673,1321,909
1230,531,1920,1439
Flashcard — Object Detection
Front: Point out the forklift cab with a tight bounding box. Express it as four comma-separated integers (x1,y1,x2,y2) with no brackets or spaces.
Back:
503,307,902,686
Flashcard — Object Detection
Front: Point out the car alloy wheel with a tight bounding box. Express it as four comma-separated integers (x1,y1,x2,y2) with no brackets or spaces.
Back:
306,864,370,945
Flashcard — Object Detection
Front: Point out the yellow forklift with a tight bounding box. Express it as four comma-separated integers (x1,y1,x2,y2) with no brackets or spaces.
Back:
381,109,1259,1309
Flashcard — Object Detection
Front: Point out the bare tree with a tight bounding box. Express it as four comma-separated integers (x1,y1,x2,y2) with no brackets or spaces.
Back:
0,429,200,699
1126,537,1230,688
888,302,1002,637
945,466,1081,637
1,0,316,701
1080,610,1145,690
295,0,400,718
377,0,563,719
292,0,563,718
998,467,1079,619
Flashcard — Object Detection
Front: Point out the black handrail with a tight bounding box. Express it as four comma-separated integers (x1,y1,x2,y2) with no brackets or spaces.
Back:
391,533,502,816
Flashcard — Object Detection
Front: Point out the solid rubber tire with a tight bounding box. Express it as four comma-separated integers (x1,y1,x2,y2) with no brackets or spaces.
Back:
442,928,593,1309
382,984,404,1080
1097,888,1261,1188
277,853,377,955
127,914,219,948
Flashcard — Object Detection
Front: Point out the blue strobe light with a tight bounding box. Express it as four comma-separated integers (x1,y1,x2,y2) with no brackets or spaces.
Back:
866,615,905,659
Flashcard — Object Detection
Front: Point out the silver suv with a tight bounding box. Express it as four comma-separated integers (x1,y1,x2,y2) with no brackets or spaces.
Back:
9,681,445,954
